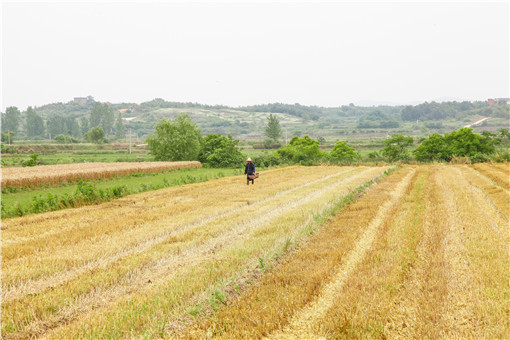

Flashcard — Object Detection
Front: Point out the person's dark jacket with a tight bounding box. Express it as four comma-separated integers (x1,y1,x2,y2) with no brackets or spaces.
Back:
244,162,255,175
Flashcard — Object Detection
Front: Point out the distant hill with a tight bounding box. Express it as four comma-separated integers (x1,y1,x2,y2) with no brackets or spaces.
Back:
3,98,508,142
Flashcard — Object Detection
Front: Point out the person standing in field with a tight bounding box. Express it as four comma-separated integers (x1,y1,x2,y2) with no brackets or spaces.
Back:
245,157,255,185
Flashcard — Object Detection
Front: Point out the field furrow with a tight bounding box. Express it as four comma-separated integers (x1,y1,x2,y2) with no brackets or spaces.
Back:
2,166,358,302
271,168,417,339
317,165,508,338
178,167,415,339
2,166,344,286
470,163,510,190
2,166,390,339
384,167,447,339
436,167,509,338
454,167,509,245
457,165,510,219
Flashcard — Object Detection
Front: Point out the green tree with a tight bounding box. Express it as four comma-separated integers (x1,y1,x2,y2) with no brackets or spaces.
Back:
414,128,496,162
101,105,115,135
499,128,510,141
277,135,322,164
25,107,45,137
71,120,82,138
114,113,125,139
1,106,21,133
198,134,244,167
264,113,283,143
47,115,67,138
80,117,89,136
444,128,495,158
1,131,16,144
65,116,76,135
382,134,414,162
413,133,448,162
146,114,202,161
85,126,106,144
330,141,358,161
90,103,114,135
90,103,103,128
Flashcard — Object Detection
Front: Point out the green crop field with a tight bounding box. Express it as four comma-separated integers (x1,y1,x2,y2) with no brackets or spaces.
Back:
1,167,241,218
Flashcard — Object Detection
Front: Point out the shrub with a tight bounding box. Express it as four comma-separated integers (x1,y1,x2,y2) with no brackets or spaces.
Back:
146,114,201,161
415,128,496,162
382,134,414,162
85,127,106,144
54,134,79,144
199,134,244,168
329,141,358,162
277,135,322,164
251,152,282,168
21,154,39,167
469,153,489,163
1,144,17,154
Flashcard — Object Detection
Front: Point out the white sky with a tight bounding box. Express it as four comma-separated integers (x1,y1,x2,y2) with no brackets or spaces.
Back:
1,1,509,111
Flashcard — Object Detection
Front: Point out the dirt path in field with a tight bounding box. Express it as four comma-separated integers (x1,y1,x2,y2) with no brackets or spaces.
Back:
2,167,362,304
463,117,488,128
268,168,416,339
15,168,387,339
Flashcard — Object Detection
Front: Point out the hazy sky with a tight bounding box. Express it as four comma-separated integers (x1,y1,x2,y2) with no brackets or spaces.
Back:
2,1,509,111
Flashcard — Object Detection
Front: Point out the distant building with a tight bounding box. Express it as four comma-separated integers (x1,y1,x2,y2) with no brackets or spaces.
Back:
73,97,88,105
488,98,510,106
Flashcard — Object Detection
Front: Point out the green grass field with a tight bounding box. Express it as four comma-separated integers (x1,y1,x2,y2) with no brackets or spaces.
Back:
1,144,151,167
1,167,242,218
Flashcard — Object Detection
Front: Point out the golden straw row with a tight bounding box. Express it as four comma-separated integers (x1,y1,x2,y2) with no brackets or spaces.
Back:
318,165,508,339
2,166,390,339
44,167,387,339
179,165,508,339
455,165,509,220
470,163,510,190
178,166,417,339
1,161,201,187
1,166,350,285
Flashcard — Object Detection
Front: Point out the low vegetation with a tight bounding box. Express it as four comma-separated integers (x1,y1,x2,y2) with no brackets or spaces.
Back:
1,167,238,218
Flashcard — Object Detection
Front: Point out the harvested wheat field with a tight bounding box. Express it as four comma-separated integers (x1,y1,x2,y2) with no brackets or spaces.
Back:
0,161,201,187
1,164,509,339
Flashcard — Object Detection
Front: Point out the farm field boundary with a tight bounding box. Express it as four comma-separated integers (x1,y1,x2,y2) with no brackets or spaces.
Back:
1,167,239,218
1,161,201,187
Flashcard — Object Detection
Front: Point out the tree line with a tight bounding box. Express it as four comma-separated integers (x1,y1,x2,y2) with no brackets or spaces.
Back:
0,103,125,143
147,114,509,168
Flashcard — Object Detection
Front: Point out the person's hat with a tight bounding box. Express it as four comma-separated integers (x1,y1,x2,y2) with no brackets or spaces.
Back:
246,157,252,162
